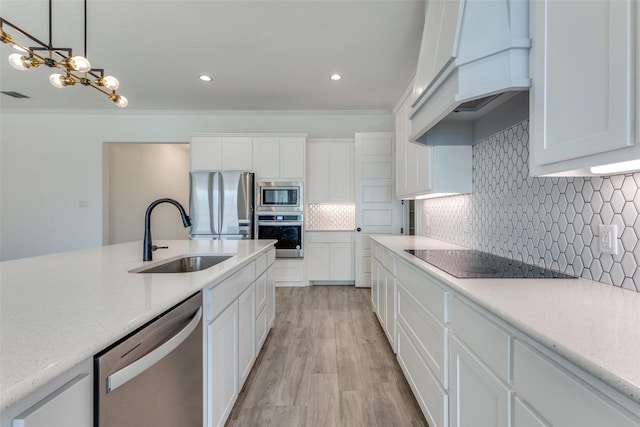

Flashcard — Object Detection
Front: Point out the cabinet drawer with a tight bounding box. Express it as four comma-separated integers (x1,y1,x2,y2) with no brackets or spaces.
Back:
372,241,383,260
397,324,448,427
451,297,512,383
306,231,354,243
382,249,396,275
396,259,448,323
207,261,256,320
397,283,448,387
514,340,640,427
255,252,268,277
255,272,267,313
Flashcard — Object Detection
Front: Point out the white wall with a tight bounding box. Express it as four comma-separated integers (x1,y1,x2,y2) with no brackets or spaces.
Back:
0,109,391,260
105,143,190,245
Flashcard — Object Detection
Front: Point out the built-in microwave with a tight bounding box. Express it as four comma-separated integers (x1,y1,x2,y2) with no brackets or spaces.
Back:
257,181,303,212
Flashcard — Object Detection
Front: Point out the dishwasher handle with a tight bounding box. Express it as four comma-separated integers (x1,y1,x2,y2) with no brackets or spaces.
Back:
106,307,202,393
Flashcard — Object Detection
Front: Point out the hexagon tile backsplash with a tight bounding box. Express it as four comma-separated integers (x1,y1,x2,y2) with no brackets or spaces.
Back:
419,119,640,291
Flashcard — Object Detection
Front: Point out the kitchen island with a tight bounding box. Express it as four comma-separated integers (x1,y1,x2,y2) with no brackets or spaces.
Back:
371,235,640,427
0,239,276,415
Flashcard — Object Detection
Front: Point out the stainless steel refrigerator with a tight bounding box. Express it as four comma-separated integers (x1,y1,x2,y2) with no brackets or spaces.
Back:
189,171,254,239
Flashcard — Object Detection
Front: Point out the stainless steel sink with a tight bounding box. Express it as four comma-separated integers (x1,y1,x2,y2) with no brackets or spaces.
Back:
133,255,233,273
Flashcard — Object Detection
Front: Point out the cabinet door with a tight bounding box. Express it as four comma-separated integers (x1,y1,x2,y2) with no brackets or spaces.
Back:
252,138,280,179
329,142,354,202
306,141,330,202
514,397,550,427
531,0,635,167
266,264,275,327
208,301,238,427
514,340,640,427
191,137,223,171
222,138,252,171
397,324,449,427
279,137,305,179
413,0,461,100
11,374,92,427
238,283,255,389
330,243,354,280
450,336,511,427
384,274,396,350
371,258,380,314
306,243,330,281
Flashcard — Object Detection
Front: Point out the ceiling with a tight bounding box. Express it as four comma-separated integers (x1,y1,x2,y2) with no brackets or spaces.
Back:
0,0,424,111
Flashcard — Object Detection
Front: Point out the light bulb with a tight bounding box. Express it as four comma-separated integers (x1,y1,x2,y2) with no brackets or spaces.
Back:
111,94,128,108
8,53,29,70
103,76,119,90
49,74,66,88
67,55,91,72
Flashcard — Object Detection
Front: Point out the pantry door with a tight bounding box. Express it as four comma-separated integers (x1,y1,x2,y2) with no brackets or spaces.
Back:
354,132,404,287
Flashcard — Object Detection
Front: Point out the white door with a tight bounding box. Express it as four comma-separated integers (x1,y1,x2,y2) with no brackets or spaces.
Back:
354,132,404,287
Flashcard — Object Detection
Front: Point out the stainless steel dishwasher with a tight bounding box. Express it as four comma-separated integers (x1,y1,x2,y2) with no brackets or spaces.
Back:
95,292,203,427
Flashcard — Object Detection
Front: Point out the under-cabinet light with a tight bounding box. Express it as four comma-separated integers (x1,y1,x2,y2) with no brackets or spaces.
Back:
590,160,640,175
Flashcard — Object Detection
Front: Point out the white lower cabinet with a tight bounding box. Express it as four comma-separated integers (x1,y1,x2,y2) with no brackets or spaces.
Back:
205,249,275,427
266,262,276,327
274,259,305,287
514,340,640,427
0,359,93,427
305,232,354,283
371,240,640,427
514,397,549,427
238,283,256,389
371,241,397,350
208,301,238,427
450,336,512,427
397,324,449,427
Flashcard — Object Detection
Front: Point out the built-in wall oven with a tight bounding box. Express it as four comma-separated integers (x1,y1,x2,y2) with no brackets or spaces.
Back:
256,213,304,258
256,181,304,258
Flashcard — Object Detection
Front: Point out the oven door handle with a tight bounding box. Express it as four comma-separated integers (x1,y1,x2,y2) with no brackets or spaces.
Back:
257,221,303,227
106,307,202,393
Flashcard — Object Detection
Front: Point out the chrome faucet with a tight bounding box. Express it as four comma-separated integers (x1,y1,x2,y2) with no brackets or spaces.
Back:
143,198,191,261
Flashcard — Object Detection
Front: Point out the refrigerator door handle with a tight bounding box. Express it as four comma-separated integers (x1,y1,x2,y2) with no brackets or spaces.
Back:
217,172,224,235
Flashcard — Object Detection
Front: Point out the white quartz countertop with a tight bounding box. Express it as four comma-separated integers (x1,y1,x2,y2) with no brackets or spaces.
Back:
0,239,276,410
371,235,640,405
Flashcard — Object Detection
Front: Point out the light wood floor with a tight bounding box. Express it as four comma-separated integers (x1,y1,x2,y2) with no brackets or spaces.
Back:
225,286,429,427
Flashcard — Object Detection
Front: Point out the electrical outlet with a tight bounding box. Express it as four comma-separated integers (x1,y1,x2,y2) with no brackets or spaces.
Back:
599,224,618,255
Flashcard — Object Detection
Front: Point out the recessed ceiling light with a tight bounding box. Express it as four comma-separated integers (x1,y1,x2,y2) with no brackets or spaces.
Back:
330,73,342,81
199,75,212,82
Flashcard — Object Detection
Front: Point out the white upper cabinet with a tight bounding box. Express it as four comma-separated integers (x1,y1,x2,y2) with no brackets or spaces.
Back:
306,138,354,203
395,84,472,199
191,134,306,179
191,136,253,171
529,0,638,176
253,136,306,180
252,138,280,178
410,0,531,143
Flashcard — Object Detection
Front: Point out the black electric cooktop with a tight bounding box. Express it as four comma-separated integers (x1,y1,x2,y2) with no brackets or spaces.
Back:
405,249,575,279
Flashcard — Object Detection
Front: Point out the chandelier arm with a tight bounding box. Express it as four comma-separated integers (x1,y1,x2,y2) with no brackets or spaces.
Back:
0,18,50,50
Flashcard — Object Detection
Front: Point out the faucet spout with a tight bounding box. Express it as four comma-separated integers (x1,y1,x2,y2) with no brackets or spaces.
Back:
143,198,191,261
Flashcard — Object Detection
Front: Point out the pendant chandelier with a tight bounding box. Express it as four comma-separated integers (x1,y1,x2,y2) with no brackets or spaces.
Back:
0,0,127,107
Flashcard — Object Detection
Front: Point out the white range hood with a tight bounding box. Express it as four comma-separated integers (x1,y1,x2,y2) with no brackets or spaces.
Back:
409,0,532,145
